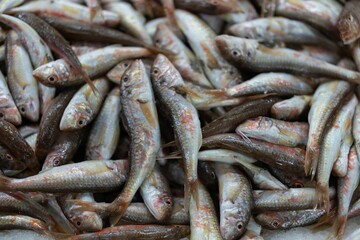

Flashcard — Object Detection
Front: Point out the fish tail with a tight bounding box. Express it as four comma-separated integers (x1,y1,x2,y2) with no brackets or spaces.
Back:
315,183,330,213
74,67,98,95
0,174,12,191
190,180,200,209
311,208,336,230
89,5,103,23
305,144,318,177
333,215,347,240
108,199,129,226
66,200,99,213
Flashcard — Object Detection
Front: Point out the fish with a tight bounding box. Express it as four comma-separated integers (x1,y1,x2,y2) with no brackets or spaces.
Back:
0,215,50,234
269,167,316,188
151,54,202,210
0,0,24,13
306,81,352,178
85,0,102,23
215,35,360,84
140,163,173,221
190,181,222,240
226,73,314,97
201,96,281,138
175,10,242,89
236,117,309,147
0,160,128,193
8,0,120,27
202,134,306,174
215,163,252,239
174,0,239,14
219,0,258,25
6,30,40,122
0,119,38,175
316,95,357,211
297,45,341,64
255,209,326,230
0,69,21,126
338,0,360,44
59,78,110,131
14,12,97,93
254,188,336,212
33,46,152,88
227,17,338,50
271,95,311,121
332,133,353,177
36,89,76,161
107,60,161,226
85,87,121,160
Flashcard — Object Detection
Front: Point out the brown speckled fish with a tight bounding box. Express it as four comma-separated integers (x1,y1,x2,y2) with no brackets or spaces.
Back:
338,0,360,44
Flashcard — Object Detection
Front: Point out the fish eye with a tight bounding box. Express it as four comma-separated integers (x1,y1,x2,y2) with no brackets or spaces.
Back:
123,76,129,82
0,112,4,119
349,15,353,21
155,39,161,44
236,222,243,231
232,49,240,57
210,172,216,180
5,154,13,160
247,51,252,57
78,120,84,126
272,219,280,227
165,199,172,205
294,181,304,188
48,75,57,82
20,107,25,113
152,68,160,75
124,63,129,68
53,159,60,166
76,221,81,226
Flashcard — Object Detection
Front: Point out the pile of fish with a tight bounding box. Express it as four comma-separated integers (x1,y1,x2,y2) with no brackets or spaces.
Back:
0,0,360,239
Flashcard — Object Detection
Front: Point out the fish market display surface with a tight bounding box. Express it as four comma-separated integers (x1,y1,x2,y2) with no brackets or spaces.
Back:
0,0,359,239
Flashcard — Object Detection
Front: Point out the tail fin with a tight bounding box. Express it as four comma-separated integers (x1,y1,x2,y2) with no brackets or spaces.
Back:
315,183,331,213
333,215,347,240
66,200,107,217
190,180,200,210
311,208,336,230
305,145,319,178
108,199,130,227
89,5,103,24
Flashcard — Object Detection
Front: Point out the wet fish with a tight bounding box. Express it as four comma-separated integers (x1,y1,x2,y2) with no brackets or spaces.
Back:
14,12,97,93
174,0,238,14
107,60,161,226
175,10,242,89
236,117,309,147
332,133,353,177
271,95,311,121
226,73,314,97
0,160,128,193
8,0,120,27
86,87,121,160
140,163,173,221
6,30,39,122
0,69,21,125
0,215,49,234
215,35,360,84
269,167,316,188
201,96,280,138
60,78,110,131
0,119,38,175
255,209,326,229
254,188,336,211
338,0,360,44
33,46,151,88
0,0,24,13
316,95,357,211
215,163,252,239
202,134,306,174
151,54,201,209
227,17,338,50
36,89,76,161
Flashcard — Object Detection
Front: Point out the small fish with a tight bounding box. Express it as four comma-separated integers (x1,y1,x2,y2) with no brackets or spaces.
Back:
6,30,40,122
202,96,281,138
0,215,49,234
316,95,357,211
332,133,353,177
0,147,26,176
219,0,258,25
60,78,110,131
107,60,161,226
151,54,202,210
254,188,336,211
271,95,311,121
33,46,151,88
8,0,120,27
236,117,309,147
215,163,252,239
0,69,21,125
269,167,316,188
227,17,338,50
14,12,97,93
174,0,239,14
175,10,242,89
36,89,76,161
86,87,121,160
140,163,173,221
226,73,314,97
0,0,24,13
190,182,222,240
255,209,326,229
0,160,128,193
202,134,306,174
215,35,360,84
338,0,360,44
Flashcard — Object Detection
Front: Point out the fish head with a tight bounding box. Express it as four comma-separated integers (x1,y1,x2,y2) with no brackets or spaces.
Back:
215,35,258,65
147,192,173,221
208,0,241,14
151,54,184,89
255,212,286,229
153,23,174,50
107,60,133,82
338,12,360,44
111,160,129,177
16,96,39,122
42,151,63,170
220,203,249,238
0,107,22,126
70,212,103,232
33,60,70,87
227,22,263,41
60,103,92,131
121,60,152,103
